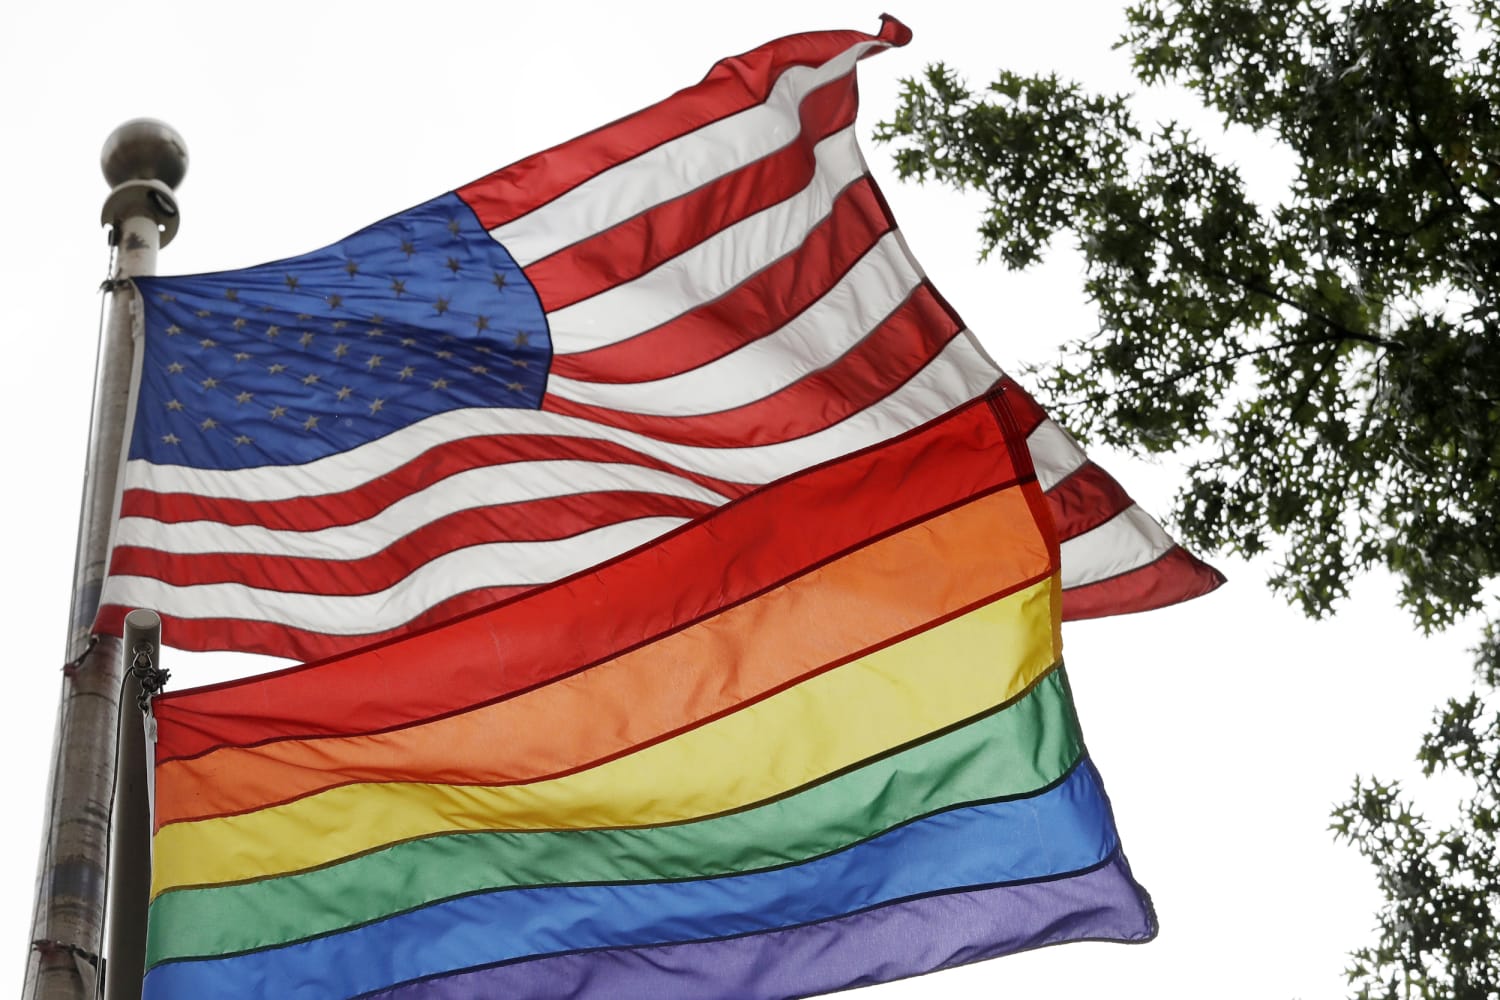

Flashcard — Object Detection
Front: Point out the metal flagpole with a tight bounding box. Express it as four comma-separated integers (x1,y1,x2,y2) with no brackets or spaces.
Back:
24,120,186,1000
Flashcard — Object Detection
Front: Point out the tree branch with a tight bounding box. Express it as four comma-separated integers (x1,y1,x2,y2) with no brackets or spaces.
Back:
1049,332,1389,408
1133,214,1394,349
1396,45,1500,211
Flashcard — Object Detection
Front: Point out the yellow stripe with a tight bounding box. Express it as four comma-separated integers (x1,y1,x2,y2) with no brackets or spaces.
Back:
151,576,1057,897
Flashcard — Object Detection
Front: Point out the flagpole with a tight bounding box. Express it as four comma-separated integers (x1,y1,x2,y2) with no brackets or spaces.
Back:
24,120,185,1000
103,610,164,1000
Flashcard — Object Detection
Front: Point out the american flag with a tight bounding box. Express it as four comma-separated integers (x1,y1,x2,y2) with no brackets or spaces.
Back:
97,17,1221,662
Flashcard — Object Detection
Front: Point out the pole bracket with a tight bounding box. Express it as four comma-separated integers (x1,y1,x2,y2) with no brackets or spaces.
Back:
127,647,168,714
61,635,100,681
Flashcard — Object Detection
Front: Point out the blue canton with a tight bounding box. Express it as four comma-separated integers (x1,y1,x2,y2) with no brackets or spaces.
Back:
132,192,552,471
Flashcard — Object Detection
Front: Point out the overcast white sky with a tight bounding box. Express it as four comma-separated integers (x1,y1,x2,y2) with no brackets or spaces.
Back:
0,2,1486,997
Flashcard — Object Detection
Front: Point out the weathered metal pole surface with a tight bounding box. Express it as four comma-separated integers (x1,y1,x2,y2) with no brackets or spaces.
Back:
24,120,185,1000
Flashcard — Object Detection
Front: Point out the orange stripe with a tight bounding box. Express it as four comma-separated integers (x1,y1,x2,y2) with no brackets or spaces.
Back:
154,486,1050,828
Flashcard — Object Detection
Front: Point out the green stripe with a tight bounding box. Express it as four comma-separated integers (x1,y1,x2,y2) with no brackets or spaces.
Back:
147,665,1081,968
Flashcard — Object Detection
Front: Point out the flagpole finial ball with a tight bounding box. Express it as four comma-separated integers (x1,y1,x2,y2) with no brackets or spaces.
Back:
101,119,188,191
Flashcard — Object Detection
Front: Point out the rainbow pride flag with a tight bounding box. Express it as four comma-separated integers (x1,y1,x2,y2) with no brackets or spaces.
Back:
142,389,1155,998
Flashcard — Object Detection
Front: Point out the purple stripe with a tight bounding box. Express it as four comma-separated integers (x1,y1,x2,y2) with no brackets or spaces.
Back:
367,852,1154,1000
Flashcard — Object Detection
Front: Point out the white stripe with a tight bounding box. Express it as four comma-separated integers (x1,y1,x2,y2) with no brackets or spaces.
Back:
493,43,882,266
544,126,866,352
120,334,1001,503
1057,504,1174,590
100,518,687,635
1026,418,1089,493
110,434,1173,635
547,232,921,413
112,461,730,558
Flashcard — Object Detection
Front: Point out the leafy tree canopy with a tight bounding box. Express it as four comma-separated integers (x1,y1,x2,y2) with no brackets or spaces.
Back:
877,0,1497,629
875,2,1498,996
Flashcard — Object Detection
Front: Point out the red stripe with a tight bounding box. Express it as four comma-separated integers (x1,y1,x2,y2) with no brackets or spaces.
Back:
144,395,1019,760
1061,545,1226,620
1046,462,1134,541
107,492,714,593
995,376,1139,542
119,435,751,530
542,283,960,447
550,178,893,384
523,73,861,312
455,18,909,231
997,375,1046,435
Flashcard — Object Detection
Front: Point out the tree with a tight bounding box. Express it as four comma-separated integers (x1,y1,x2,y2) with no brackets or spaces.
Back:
874,2,1499,996
1330,627,1498,998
